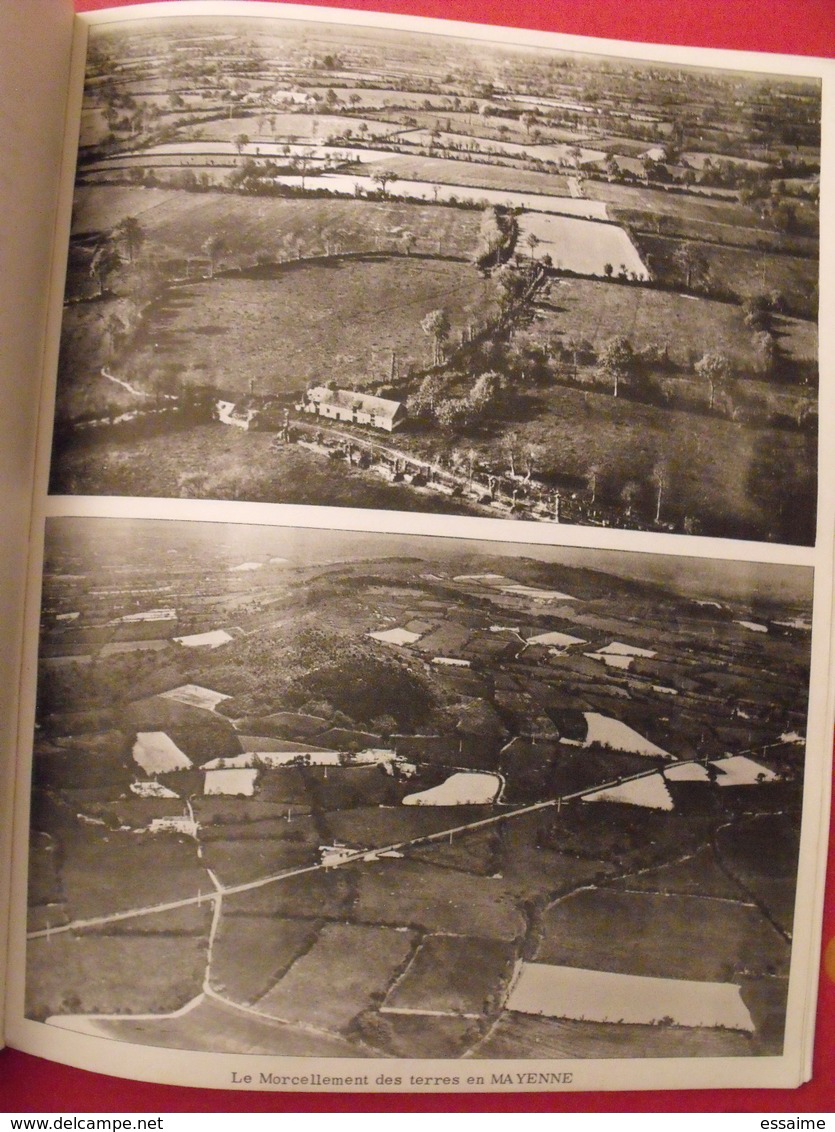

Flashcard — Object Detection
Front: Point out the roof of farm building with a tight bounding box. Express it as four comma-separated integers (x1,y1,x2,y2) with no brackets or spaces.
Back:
306,386,404,417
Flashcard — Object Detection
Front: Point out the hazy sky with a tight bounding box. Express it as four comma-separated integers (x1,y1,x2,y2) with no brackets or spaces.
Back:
46,516,813,606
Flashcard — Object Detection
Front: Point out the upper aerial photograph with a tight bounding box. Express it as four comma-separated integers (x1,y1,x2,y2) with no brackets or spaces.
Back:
49,12,821,543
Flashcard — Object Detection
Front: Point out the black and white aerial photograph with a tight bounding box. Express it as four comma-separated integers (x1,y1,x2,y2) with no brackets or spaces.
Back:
26,516,813,1062
49,10,820,543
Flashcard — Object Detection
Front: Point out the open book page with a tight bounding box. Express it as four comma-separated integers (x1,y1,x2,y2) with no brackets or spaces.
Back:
5,0,834,1093
0,0,76,1045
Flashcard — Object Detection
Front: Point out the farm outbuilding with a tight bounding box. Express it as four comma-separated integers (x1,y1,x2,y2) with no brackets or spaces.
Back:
300,386,406,432
148,815,199,837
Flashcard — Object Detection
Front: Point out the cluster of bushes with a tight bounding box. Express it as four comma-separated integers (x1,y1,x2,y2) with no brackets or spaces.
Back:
407,368,508,434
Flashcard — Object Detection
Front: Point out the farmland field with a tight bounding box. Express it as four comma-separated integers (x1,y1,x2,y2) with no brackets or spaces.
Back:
348,152,572,195
473,1012,757,1059
254,923,416,1029
606,844,746,899
211,916,319,1005
396,129,606,168
353,859,527,939
224,870,354,920
716,814,800,933
382,934,515,1015
324,804,487,847
194,112,406,142
517,214,647,277
25,3,825,1075
506,963,755,1031
26,925,210,1021
198,828,320,886
405,826,498,875
71,186,483,263
354,1012,477,1058
265,172,599,218
49,426,477,517
488,817,616,900
82,997,368,1055
584,181,818,253
122,257,500,394
581,182,764,228
57,826,208,920
535,888,790,981
531,277,815,370
442,383,814,541
27,520,813,1063
633,233,819,317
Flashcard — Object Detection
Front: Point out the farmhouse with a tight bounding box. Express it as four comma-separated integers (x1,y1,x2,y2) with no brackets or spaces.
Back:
204,750,341,768
130,780,180,798
148,814,199,837
300,386,406,432
215,400,258,430
116,607,176,624
319,842,360,866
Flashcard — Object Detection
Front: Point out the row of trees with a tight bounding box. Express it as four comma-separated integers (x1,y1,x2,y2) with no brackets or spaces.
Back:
403,254,812,486
588,332,808,420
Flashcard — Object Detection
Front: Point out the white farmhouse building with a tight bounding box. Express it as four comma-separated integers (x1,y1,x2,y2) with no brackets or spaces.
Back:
300,386,406,432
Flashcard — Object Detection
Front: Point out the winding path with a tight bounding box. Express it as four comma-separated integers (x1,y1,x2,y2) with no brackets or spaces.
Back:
101,366,148,398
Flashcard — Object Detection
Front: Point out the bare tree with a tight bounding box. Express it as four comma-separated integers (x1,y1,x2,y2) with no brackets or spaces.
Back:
202,235,227,279
503,430,521,478
587,463,601,504
674,242,709,291
620,480,641,516
522,442,544,482
89,243,122,297
652,461,668,524
102,311,127,365
525,231,541,261
293,151,314,190
597,335,634,398
115,216,145,264
372,169,398,197
421,308,451,366
695,350,732,412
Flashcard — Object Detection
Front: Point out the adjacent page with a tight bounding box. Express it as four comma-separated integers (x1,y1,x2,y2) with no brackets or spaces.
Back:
6,0,834,1093
0,0,76,1041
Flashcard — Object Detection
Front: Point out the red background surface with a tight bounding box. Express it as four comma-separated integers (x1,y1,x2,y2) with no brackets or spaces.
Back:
2,0,834,1112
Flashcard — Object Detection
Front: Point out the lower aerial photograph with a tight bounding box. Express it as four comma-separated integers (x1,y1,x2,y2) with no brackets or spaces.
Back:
25,516,812,1061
